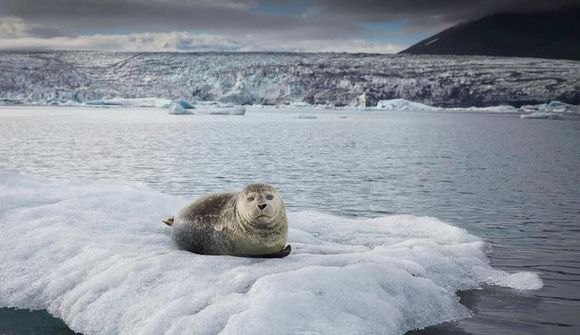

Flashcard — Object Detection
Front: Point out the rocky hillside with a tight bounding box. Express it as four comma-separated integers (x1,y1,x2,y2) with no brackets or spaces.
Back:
400,7,580,61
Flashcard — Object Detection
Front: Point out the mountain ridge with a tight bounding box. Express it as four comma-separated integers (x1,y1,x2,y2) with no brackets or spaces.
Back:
400,6,580,61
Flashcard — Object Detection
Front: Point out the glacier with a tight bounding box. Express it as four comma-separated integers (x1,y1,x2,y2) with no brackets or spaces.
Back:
0,172,542,335
0,51,578,108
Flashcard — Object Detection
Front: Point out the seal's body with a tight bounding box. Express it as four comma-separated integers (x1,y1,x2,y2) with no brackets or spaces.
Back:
163,184,289,257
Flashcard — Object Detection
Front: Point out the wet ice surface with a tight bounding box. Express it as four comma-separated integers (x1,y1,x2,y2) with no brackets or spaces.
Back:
0,172,541,335
0,106,579,334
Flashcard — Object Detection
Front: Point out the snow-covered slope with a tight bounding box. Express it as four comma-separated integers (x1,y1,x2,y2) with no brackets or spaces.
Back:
0,51,578,108
0,172,541,335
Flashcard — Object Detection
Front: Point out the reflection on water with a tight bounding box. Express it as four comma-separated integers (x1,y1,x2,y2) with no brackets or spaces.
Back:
0,106,579,334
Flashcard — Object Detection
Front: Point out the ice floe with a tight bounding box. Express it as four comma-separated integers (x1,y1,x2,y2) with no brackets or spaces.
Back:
0,172,542,335
84,98,172,108
376,99,439,111
520,112,564,120
195,106,246,115
294,114,318,119
373,99,522,113
520,100,579,118
168,100,195,115
454,105,520,113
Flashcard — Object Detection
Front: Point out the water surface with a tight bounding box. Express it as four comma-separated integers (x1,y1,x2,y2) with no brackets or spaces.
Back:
0,106,579,334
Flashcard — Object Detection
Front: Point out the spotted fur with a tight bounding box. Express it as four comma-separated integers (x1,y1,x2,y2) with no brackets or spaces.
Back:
164,184,288,256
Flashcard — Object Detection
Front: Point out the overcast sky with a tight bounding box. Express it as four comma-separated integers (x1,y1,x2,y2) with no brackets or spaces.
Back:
0,0,576,53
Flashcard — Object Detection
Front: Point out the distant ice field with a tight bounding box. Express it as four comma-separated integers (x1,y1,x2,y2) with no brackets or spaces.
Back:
1,51,579,107
0,106,579,334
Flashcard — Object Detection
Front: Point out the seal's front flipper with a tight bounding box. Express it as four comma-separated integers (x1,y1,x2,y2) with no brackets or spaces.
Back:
163,216,175,226
250,244,292,259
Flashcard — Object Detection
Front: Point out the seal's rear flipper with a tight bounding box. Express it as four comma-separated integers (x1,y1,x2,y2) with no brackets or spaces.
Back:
249,244,292,259
163,216,175,226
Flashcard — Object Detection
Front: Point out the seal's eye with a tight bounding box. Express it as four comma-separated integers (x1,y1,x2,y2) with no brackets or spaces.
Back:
247,197,255,202
265,194,274,200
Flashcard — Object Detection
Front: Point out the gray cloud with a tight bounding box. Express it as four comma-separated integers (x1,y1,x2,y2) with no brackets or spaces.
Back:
0,0,357,37
0,30,403,53
309,0,580,28
0,0,577,52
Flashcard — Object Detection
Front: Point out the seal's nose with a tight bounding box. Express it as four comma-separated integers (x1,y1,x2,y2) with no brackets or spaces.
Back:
257,203,267,211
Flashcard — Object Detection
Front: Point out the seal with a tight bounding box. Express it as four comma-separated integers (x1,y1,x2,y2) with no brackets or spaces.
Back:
163,183,290,258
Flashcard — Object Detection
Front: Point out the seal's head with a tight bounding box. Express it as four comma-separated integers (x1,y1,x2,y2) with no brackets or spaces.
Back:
237,183,285,227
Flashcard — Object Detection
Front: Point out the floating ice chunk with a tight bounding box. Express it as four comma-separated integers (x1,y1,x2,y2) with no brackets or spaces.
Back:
521,101,579,115
173,99,195,109
294,114,318,119
485,270,544,290
454,105,519,113
195,106,246,115
520,112,563,119
376,99,439,111
0,172,542,335
374,99,520,113
168,103,193,115
168,100,195,115
291,101,312,108
84,98,171,108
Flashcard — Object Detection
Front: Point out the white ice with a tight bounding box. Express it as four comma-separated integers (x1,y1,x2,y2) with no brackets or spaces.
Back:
520,100,579,116
0,172,542,335
452,105,520,113
168,100,195,115
1,52,579,107
294,114,318,119
290,101,312,108
376,99,439,111
84,98,172,108
194,106,246,115
374,99,521,113
520,112,563,120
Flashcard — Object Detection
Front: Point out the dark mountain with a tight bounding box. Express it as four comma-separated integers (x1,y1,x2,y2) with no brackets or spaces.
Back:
400,6,580,61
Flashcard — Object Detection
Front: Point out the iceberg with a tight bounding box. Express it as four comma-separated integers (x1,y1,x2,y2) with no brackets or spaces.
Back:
376,99,439,111
195,106,246,115
453,105,519,113
0,172,542,335
520,112,563,120
173,99,195,109
520,100,580,114
373,99,519,113
84,98,172,108
168,100,195,115
290,101,312,108
168,103,193,115
294,114,318,119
